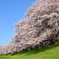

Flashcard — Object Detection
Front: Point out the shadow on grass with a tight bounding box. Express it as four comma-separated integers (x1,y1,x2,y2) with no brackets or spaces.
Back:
1,44,59,57
17,44,59,56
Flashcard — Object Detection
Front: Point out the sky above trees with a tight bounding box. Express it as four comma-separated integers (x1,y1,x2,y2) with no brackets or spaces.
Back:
0,0,37,46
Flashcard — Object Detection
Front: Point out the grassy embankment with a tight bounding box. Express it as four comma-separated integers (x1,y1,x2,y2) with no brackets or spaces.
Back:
0,44,59,59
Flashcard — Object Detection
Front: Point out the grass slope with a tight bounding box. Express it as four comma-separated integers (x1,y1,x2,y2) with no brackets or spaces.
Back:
0,45,59,59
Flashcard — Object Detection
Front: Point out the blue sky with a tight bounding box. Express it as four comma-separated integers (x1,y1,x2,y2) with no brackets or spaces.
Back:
0,0,37,46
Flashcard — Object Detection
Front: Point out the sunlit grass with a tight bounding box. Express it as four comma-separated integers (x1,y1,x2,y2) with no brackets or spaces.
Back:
0,44,59,59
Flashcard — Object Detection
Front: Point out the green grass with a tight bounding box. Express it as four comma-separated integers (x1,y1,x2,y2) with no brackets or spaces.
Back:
0,45,59,59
